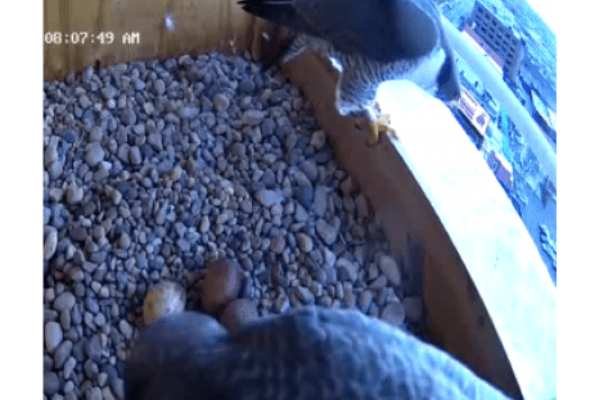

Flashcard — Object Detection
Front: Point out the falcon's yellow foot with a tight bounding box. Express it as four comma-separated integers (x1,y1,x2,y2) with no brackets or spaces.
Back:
365,113,396,146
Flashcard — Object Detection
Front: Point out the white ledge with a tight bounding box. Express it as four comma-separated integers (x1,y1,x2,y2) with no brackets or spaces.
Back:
376,80,556,400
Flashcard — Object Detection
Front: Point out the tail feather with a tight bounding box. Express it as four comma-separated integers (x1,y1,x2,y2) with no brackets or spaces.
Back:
238,0,298,25
260,34,297,73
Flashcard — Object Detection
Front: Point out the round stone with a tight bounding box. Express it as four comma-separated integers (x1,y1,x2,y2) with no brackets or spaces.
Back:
213,94,230,112
381,302,406,328
143,280,187,325
270,237,286,254
65,185,84,204
219,298,259,336
44,226,58,261
85,143,105,166
53,291,76,311
379,255,401,286
45,321,63,353
403,296,424,322
44,372,60,396
119,320,133,340
297,233,313,253
201,259,241,314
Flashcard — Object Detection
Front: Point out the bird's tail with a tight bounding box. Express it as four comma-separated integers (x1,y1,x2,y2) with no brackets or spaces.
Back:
260,33,297,73
237,0,298,25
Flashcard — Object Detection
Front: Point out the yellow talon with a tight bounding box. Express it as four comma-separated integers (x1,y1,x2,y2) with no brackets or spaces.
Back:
366,113,396,146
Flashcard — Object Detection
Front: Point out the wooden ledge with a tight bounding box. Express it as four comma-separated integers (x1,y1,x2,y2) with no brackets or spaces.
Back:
282,54,556,400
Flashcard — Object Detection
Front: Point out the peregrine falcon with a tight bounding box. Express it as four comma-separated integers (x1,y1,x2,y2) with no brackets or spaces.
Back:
125,306,514,400
238,0,462,145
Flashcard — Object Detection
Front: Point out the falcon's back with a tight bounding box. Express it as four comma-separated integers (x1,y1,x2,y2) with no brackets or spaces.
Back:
126,307,514,400
238,0,443,62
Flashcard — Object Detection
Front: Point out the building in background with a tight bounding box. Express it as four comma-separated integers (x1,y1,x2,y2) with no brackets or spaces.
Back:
530,89,557,143
482,90,500,122
454,55,500,123
468,0,526,84
541,176,556,207
462,23,504,76
487,150,513,192
451,87,491,149
459,66,485,98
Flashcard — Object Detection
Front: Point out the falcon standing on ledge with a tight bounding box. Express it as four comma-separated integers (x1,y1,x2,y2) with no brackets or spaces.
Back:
238,0,461,145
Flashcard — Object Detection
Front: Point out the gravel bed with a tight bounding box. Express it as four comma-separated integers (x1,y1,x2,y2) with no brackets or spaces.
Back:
43,50,425,399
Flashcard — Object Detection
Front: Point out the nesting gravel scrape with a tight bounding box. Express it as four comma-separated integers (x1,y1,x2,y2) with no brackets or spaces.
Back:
43,51,425,399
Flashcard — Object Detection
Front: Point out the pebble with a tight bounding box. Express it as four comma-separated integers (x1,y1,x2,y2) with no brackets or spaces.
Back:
85,143,104,166
403,296,423,322
310,130,327,150
358,290,373,312
63,357,77,379
295,186,313,209
87,387,103,400
317,295,333,307
316,219,338,245
118,320,133,340
293,204,308,223
45,321,63,353
44,207,51,225
200,216,211,233
369,275,388,289
201,259,241,314
300,160,318,182
270,237,286,254
44,226,58,260
179,107,200,120
110,377,125,400
85,359,100,379
294,286,315,305
65,185,84,204
255,189,284,207
101,86,117,100
94,313,106,327
54,291,76,311
153,80,166,94
239,78,255,94
381,302,406,328
98,372,109,387
323,248,336,269
274,294,291,313
336,258,358,282
220,299,259,335
54,340,73,368
86,335,103,362
379,255,402,286
367,262,379,281
148,133,162,151
242,110,265,126
213,94,230,112
118,232,131,249
44,372,60,396
45,288,56,303
313,186,328,217
129,146,142,165
297,233,313,253
143,281,186,325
